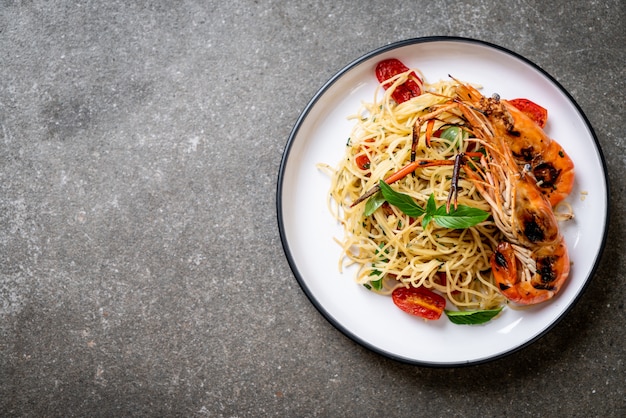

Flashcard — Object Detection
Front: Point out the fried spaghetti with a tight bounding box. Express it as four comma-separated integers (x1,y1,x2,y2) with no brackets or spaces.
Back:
320,70,505,311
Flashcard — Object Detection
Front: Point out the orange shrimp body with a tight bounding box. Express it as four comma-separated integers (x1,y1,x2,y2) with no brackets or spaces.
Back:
461,153,570,304
500,102,575,207
456,85,575,207
491,238,570,305
450,87,573,305
488,173,570,305
511,171,560,247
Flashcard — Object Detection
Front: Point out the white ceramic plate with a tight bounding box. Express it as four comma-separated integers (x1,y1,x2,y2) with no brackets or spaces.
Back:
277,37,608,366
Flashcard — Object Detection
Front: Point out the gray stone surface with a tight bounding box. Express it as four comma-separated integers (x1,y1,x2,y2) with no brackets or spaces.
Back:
1,1,624,416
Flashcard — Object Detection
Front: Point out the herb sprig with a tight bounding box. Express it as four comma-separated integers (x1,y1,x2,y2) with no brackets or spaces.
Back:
365,180,490,229
444,307,503,325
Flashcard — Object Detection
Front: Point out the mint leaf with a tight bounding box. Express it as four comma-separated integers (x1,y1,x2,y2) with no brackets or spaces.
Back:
432,204,490,229
364,191,386,216
378,180,425,217
444,307,503,325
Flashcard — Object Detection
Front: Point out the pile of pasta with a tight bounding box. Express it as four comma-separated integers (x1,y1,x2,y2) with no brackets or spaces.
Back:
321,73,505,311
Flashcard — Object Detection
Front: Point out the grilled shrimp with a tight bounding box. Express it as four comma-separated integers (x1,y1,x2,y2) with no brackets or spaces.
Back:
456,84,575,207
452,90,572,305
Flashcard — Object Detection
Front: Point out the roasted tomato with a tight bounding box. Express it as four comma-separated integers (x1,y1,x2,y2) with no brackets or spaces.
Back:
508,98,548,128
375,58,422,104
391,286,446,320
355,154,370,170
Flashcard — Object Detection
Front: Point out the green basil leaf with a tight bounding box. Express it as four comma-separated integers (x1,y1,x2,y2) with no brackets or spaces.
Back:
426,193,437,214
421,194,437,228
433,204,490,229
445,307,503,325
422,213,433,229
364,191,386,216
378,180,425,217
368,276,384,291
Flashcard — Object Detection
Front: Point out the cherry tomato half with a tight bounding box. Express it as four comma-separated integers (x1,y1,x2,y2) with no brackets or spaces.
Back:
508,98,548,128
375,58,422,104
392,286,446,320
355,154,370,170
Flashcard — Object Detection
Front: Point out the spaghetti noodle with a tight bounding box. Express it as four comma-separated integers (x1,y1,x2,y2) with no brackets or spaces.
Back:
320,70,506,312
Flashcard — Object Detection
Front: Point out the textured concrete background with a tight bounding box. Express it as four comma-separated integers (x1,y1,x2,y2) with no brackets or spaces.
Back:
1,1,624,416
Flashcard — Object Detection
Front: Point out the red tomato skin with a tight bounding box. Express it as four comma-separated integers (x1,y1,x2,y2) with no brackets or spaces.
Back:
392,286,446,320
508,98,548,128
355,154,370,170
375,58,422,103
